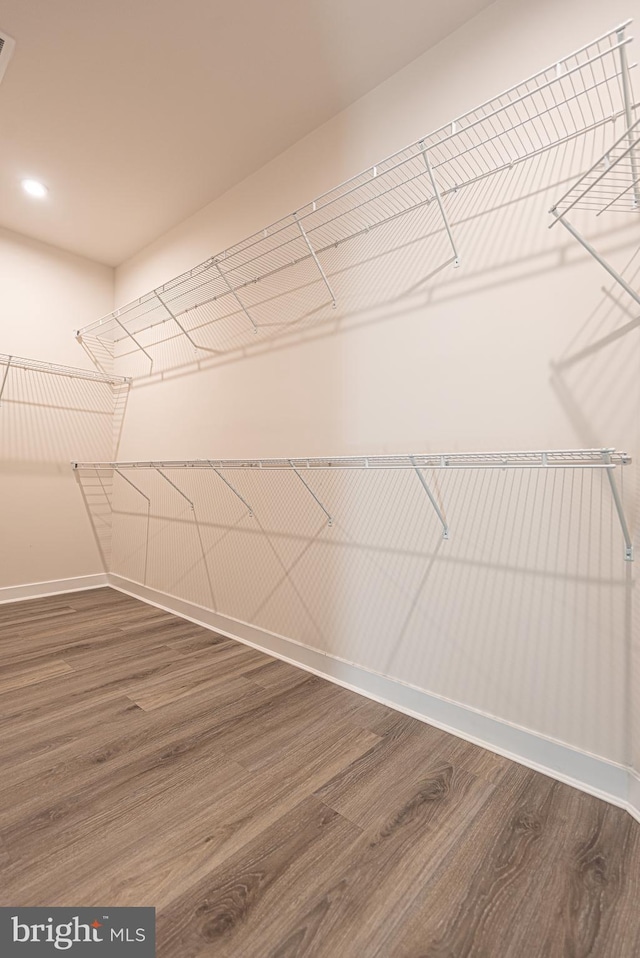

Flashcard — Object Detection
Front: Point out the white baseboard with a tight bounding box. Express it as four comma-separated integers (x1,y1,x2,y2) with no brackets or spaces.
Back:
108,573,632,814
629,771,640,825
0,573,109,604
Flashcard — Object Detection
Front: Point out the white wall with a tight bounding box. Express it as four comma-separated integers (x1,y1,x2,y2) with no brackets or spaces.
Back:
0,226,114,590
104,0,639,797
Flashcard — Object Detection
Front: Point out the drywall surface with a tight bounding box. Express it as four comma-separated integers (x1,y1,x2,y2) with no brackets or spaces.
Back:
0,227,114,587
108,0,639,780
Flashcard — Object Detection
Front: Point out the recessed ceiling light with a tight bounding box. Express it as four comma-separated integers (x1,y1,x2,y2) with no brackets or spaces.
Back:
22,179,48,199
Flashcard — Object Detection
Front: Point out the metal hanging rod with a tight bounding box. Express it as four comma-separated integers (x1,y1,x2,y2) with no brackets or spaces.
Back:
71,447,634,560
76,23,637,370
0,353,131,387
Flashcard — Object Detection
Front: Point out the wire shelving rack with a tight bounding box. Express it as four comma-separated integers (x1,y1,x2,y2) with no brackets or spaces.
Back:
76,23,638,376
72,448,634,561
0,353,131,404
550,117,640,305
551,118,640,216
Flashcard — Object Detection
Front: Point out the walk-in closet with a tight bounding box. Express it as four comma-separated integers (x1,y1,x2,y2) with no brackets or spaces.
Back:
1,2,639,955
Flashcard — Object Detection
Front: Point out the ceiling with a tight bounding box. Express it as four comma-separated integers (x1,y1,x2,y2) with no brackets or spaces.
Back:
0,0,494,266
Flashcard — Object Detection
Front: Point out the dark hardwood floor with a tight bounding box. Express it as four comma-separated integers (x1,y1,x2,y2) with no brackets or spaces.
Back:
0,587,638,956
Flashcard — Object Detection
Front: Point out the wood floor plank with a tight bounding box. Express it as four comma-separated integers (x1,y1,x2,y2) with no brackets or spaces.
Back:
241,658,314,693
1,719,379,912
126,644,269,711
0,694,144,766
0,643,189,720
0,629,131,670
155,796,363,958
314,718,452,831
0,587,638,958
535,793,640,958
0,675,260,835
242,764,496,958
0,656,74,693
374,768,586,958
166,632,236,655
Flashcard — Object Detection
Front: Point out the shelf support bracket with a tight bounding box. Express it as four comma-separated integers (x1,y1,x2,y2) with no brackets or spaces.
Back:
0,355,12,405
602,451,634,561
289,461,332,526
115,468,151,505
155,292,218,354
420,142,460,267
617,25,640,208
155,468,195,510
208,463,254,516
212,260,258,333
293,213,337,307
113,314,154,372
551,210,640,308
411,456,449,539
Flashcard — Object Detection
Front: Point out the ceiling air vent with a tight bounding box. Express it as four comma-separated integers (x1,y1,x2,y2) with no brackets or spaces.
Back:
0,31,16,84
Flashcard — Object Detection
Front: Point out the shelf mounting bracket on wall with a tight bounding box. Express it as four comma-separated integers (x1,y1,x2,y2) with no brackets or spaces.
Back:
212,259,259,333
113,313,155,373
154,292,219,354
155,468,195,510
410,455,449,539
208,462,254,517
550,115,640,307
0,355,12,404
550,210,640,308
602,450,634,561
420,142,460,268
115,468,151,505
293,213,337,307
289,460,333,526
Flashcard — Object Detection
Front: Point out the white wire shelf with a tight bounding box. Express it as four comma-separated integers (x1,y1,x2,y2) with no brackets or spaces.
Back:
550,112,640,307
72,448,630,471
552,117,640,216
72,448,634,560
0,353,131,402
76,22,637,374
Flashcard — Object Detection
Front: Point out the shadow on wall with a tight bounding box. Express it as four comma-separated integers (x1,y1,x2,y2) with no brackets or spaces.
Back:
76,460,629,764
550,246,640,775
0,369,129,463
0,368,129,570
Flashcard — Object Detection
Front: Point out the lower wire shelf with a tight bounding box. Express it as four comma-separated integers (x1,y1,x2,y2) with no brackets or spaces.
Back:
72,447,634,561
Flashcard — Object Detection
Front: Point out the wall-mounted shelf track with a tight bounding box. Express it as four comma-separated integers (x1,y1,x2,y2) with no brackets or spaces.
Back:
73,447,634,560
551,116,640,305
76,23,637,376
0,352,131,404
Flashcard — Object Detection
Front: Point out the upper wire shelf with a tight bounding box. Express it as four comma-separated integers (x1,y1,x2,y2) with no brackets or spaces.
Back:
77,22,637,375
0,353,130,403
